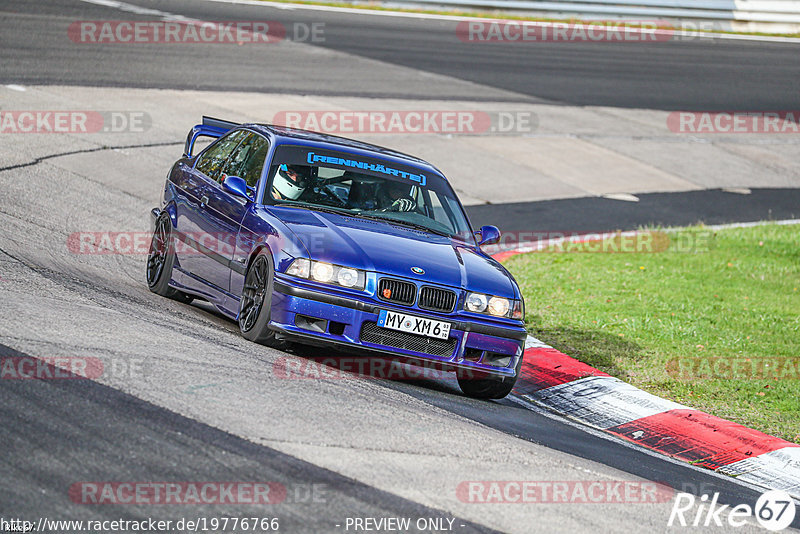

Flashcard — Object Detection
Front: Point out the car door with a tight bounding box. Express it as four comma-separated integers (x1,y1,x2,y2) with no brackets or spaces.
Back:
194,131,271,299
176,129,247,289
225,134,274,300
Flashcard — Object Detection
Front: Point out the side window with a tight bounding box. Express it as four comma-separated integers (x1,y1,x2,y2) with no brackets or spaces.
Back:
223,133,270,197
195,130,247,183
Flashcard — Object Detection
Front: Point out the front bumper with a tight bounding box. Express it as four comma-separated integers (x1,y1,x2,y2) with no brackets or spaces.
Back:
269,277,526,378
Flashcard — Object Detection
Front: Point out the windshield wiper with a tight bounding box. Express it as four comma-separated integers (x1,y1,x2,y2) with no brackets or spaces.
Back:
352,213,452,237
272,202,351,216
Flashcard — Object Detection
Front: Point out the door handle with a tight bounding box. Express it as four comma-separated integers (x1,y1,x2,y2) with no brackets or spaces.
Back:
200,195,209,207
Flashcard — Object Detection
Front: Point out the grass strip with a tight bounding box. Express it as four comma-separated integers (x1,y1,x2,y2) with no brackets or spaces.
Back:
504,223,800,442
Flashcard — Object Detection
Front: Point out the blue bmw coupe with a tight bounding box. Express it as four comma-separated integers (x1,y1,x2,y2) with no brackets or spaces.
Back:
147,117,527,398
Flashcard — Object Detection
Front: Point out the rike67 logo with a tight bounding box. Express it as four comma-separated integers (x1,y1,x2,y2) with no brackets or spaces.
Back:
668,490,796,531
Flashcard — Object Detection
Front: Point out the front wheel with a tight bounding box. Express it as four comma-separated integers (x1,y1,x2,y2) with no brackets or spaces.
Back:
146,213,193,303
457,354,522,400
238,250,288,349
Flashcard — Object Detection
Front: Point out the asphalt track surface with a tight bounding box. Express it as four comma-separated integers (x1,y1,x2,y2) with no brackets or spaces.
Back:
4,0,800,228
1,0,800,110
1,0,799,532
466,188,800,233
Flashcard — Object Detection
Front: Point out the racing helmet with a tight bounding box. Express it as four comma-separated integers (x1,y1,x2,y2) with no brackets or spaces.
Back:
273,164,309,200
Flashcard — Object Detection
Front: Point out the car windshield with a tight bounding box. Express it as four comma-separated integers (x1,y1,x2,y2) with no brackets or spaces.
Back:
265,144,474,240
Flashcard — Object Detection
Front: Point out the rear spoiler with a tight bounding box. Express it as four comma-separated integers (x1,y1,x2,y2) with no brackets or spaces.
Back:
183,116,240,157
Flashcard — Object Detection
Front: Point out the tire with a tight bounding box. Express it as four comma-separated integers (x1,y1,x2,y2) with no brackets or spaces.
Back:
238,250,288,349
457,353,523,400
146,213,193,304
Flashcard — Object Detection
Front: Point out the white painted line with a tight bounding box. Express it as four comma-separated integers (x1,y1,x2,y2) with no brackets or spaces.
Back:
704,218,800,231
204,0,495,21
77,0,210,24
5,85,26,92
603,193,640,202
526,375,686,430
722,187,752,195
201,0,800,43
78,0,174,17
76,0,283,41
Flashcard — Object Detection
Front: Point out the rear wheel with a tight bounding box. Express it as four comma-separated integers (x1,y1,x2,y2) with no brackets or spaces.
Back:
146,213,193,303
457,354,522,400
238,250,287,349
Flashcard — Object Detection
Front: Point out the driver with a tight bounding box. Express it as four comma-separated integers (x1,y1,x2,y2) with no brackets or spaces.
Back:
271,164,311,200
378,181,417,212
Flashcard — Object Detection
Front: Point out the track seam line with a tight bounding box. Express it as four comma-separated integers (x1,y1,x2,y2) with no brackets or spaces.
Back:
0,141,182,173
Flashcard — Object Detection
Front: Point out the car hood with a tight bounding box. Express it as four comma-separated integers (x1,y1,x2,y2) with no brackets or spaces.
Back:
268,206,518,298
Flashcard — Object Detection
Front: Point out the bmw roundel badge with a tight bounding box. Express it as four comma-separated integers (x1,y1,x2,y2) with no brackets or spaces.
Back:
411,267,425,275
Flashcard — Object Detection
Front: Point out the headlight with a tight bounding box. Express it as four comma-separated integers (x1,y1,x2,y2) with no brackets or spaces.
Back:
337,267,359,288
286,258,310,278
488,296,510,317
465,292,488,313
311,262,334,283
465,292,524,319
285,259,365,290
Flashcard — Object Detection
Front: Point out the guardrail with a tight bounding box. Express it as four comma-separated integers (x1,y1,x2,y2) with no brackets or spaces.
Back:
390,0,800,32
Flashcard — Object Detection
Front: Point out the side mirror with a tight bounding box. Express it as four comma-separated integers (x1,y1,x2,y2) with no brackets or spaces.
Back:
476,225,501,246
222,175,250,201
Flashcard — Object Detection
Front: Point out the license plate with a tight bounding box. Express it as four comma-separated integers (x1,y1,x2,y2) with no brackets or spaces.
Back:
377,310,451,340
